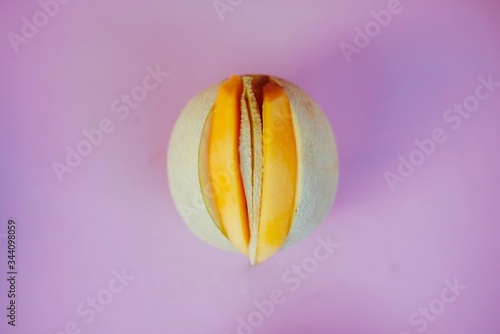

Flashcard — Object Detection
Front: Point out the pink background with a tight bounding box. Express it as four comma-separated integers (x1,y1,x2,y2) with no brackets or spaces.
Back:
1,0,500,333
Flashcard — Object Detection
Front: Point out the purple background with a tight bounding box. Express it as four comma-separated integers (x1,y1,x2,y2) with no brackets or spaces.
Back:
1,0,500,333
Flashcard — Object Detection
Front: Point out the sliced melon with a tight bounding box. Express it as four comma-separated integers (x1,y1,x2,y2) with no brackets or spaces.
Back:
198,75,299,263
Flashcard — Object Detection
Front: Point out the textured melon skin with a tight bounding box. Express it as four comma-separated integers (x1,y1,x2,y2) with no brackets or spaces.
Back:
167,76,339,257
272,78,339,249
168,82,238,253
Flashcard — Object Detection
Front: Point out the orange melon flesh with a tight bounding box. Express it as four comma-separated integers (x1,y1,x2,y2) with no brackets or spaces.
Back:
208,75,250,255
256,82,298,263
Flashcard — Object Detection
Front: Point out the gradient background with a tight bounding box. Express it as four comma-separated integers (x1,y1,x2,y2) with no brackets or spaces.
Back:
1,0,500,333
